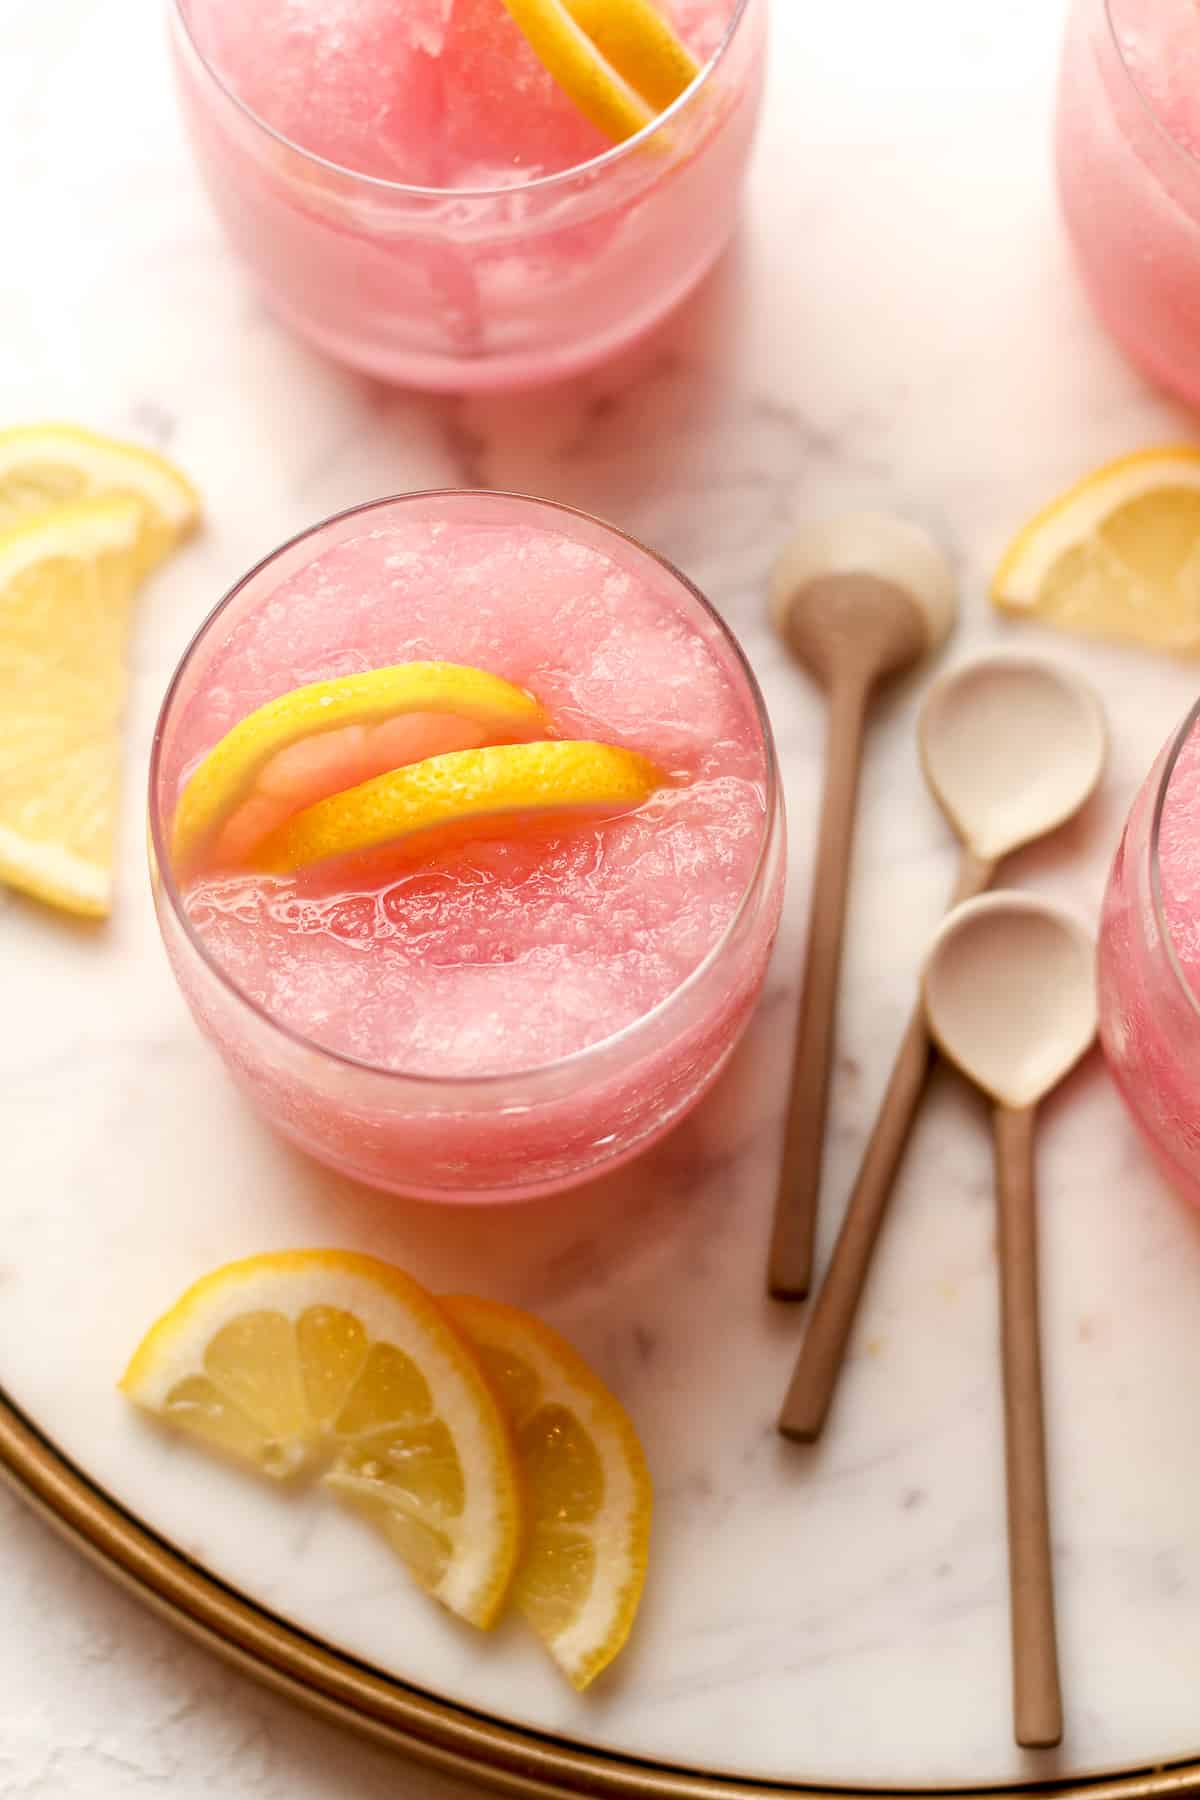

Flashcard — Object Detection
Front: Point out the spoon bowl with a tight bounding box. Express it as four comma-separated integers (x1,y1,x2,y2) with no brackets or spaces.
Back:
923,891,1098,1108
920,654,1108,863
769,513,958,681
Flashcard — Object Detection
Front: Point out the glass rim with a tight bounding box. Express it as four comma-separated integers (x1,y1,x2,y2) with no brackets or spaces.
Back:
170,0,754,203
1101,0,1200,175
148,487,782,1093
1148,694,1200,1027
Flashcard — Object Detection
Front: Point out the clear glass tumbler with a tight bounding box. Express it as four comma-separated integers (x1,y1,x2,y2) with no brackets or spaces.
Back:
169,0,766,391
148,491,785,1203
1098,699,1200,1203
1057,0,1200,409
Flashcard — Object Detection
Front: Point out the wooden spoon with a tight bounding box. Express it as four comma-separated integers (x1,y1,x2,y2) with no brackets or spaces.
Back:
778,654,1106,1440
767,516,957,1300
923,890,1097,1751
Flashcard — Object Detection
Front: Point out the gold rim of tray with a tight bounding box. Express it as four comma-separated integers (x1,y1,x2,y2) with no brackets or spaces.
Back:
0,1386,1195,1800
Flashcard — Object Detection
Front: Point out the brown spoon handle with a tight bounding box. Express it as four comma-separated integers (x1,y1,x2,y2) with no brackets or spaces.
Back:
778,844,996,1441
768,673,871,1300
994,1102,1063,1751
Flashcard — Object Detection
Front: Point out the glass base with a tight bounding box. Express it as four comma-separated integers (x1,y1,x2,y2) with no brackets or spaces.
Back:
245,1031,743,1205
262,240,729,392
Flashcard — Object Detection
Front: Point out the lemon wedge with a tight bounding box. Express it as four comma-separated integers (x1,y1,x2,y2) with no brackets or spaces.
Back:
0,423,199,570
992,447,1200,653
500,0,699,143
247,739,666,876
0,498,153,917
121,1251,524,1629
563,0,701,110
171,663,547,878
445,1295,652,1690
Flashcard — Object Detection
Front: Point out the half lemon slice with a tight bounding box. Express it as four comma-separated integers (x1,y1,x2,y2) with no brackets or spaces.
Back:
247,739,667,877
121,1251,524,1629
0,422,199,570
0,497,150,917
445,1295,653,1689
992,446,1200,653
171,662,547,878
500,0,700,143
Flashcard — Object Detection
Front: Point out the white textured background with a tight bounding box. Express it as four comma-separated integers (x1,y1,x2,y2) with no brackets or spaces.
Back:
0,1488,466,1797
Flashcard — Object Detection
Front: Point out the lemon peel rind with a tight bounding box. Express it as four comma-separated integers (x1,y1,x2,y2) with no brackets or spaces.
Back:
562,0,700,111
500,0,658,142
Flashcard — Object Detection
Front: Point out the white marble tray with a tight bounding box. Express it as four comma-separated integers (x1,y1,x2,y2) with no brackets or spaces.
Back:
6,0,1200,1791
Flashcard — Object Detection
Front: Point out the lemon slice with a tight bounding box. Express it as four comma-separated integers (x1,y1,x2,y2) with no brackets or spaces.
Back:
562,0,701,110
121,1251,523,1629
172,663,547,878
0,423,199,570
248,739,666,876
0,498,153,917
500,0,699,143
444,1296,652,1689
992,447,1200,653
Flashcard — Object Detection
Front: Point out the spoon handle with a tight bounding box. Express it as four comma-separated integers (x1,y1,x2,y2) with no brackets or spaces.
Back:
768,673,871,1300
777,844,995,1440
994,1101,1063,1751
